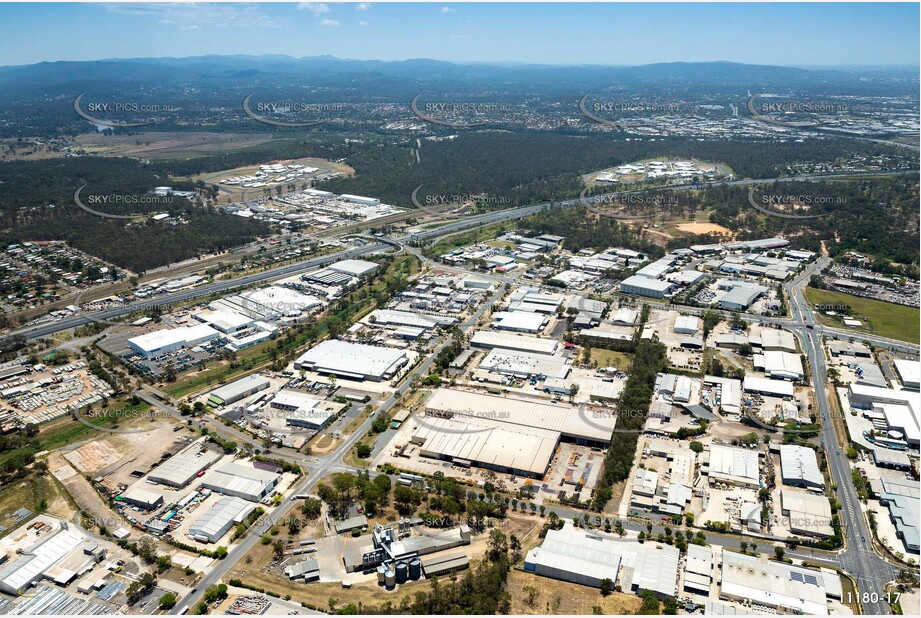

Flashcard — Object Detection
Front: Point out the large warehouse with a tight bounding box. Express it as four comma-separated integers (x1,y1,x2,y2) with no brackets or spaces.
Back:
148,440,222,488
478,349,570,380
619,275,674,299
893,359,921,391
188,497,255,544
469,330,560,355
127,323,220,358
720,551,828,615
410,388,616,478
201,462,281,502
206,374,270,407
778,445,824,490
525,525,680,599
294,340,409,382
491,311,548,333
760,351,805,381
707,445,760,488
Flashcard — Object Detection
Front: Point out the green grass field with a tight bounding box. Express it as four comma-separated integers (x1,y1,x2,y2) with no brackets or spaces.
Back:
805,287,919,344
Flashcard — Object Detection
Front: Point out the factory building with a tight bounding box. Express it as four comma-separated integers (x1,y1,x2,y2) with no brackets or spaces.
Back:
673,315,701,335
759,351,805,381
270,389,336,431
719,551,828,615
717,285,766,311
846,384,920,449
148,440,222,488
294,340,409,382
201,462,281,502
778,445,825,490
707,445,760,488
478,349,570,380
619,275,673,299
0,518,105,596
780,489,834,538
206,374,270,407
410,388,616,478
743,376,795,399
469,330,560,355
491,311,548,333
119,487,164,510
127,323,220,358
893,359,921,391
188,497,255,544
524,525,679,599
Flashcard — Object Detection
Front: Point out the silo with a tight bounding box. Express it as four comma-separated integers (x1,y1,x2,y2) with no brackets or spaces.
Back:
376,564,386,585
396,561,408,583
384,567,396,588
408,558,422,580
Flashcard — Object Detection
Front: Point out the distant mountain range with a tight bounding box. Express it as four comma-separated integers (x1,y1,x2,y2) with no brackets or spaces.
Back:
0,55,913,98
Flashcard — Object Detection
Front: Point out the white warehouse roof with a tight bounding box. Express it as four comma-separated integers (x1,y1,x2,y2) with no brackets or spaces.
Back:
469,330,560,355
295,340,408,380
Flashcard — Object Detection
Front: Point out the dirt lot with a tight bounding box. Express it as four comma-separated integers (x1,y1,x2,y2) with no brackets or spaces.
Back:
0,470,74,537
506,569,643,614
676,222,732,235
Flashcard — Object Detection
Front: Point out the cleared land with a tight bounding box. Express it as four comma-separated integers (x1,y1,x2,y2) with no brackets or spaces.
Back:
590,348,633,372
805,287,919,343
676,221,732,235
74,132,282,159
506,570,643,614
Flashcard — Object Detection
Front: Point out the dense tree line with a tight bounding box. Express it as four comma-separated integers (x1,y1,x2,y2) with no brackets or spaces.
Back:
523,205,663,256
592,338,667,510
0,157,269,272
676,175,920,273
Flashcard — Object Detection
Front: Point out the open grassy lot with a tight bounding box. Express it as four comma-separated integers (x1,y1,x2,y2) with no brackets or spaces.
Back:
0,472,74,537
805,287,919,343
590,348,633,372
506,569,643,614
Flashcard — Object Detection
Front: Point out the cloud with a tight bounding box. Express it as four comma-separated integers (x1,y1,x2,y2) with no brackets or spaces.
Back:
320,18,340,26
104,3,287,28
358,20,368,27
441,6,455,13
299,2,330,13
355,2,372,10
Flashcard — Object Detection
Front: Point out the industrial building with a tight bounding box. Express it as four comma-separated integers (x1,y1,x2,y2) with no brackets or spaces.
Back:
284,557,320,582
619,275,674,299
119,487,164,510
752,328,797,353
893,359,921,391
707,445,760,488
294,340,409,382
0,518,105,596
206,374,270,407
846,384,920,449
673,315,701,335
780,489,834,538
201,462,281,502
759,351,805,381
875,476,919,554
683,544,713,595
410,388,616,478
188,497,255,543
469,330,560,355
491,311,548,333
270,389,337,430
327,259,378,277
716,282,767,311
127,323,220,358
719,551,828,615
478,349,570,380
524,525,679,599
367,309,455,332
778,445,824,490
148,440,222,488
743,376,795,399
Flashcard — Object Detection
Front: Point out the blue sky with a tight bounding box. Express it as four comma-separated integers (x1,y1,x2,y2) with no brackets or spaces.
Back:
0,2,917,67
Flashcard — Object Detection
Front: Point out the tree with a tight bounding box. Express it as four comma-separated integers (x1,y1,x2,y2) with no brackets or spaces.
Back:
775,546,785,561
273,539,286,559
487,528,508,562
600,578,614,596
159,593,177,610
689,441,704,453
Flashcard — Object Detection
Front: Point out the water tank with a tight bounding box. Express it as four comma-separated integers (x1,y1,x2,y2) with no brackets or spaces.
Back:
384,567,396,588
376,565,386,585
408,558,421,580
396,561,408,583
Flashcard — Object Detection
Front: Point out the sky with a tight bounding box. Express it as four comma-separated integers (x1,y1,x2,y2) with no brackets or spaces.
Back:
0,2,917,68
